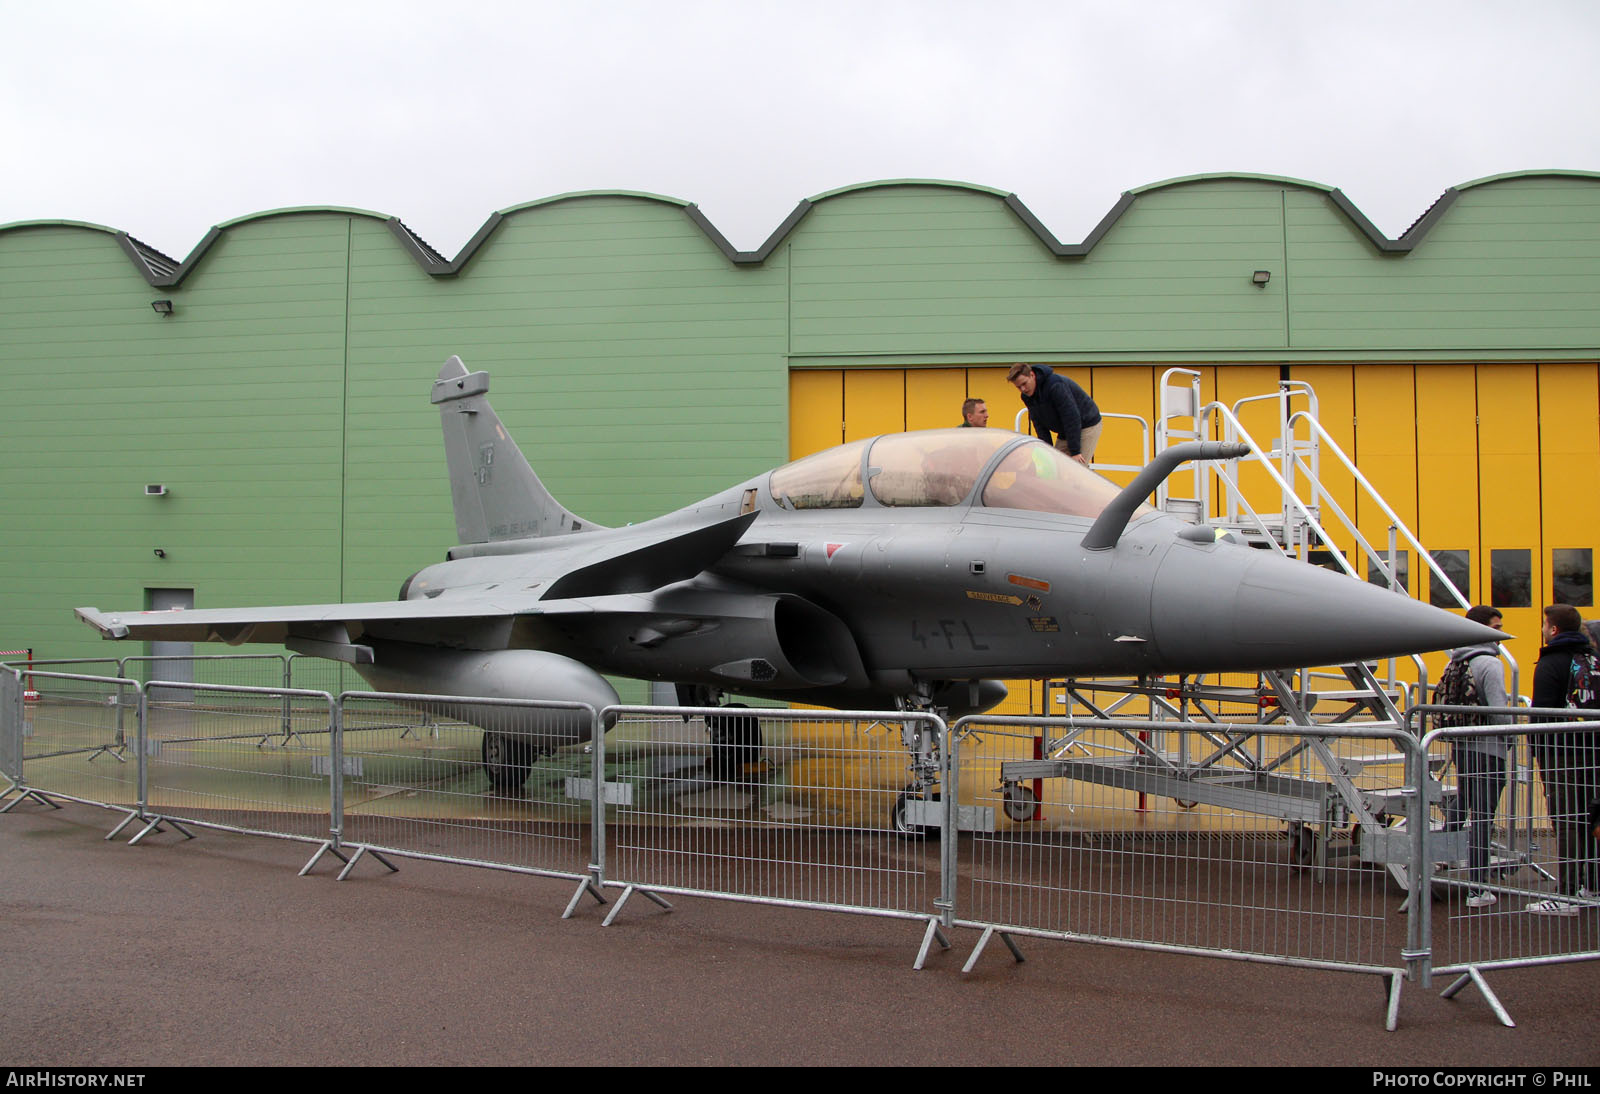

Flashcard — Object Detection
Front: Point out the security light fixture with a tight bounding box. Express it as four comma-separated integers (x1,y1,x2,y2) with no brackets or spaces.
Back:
144,484,168,497
152,548,167,559
151,299,174,316
1251,270,1271,286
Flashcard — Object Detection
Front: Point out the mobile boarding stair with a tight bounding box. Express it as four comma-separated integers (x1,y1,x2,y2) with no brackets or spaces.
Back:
994,369,1521,888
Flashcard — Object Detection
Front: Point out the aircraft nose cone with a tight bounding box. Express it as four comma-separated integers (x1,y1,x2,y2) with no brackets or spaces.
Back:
1149,543,1503,673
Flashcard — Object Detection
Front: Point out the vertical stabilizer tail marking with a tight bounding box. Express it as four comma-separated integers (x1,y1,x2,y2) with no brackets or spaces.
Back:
430,356,603,544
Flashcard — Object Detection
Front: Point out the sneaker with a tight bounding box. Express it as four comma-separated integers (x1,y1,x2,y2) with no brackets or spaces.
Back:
1465,890,1497,908
1525,898,1580,917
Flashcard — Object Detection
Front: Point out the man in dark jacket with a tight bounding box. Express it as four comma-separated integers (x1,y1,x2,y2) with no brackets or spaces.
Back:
1526,603,1600,915
1006,363,1102,465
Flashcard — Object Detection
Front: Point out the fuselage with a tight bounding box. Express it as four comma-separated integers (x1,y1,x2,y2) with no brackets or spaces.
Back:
394,428,1497,711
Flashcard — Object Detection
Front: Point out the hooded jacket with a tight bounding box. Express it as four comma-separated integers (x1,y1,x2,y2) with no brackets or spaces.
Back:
1019,365,1101,455
1445,641,1510,756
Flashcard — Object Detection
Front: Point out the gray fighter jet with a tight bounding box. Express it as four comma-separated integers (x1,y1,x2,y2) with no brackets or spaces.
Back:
78,357,1499,789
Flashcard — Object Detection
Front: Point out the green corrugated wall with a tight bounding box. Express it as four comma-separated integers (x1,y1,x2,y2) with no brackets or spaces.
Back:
2,173,1596,660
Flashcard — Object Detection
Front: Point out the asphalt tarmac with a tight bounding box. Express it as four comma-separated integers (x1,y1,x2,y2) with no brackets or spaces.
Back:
2,800,1596,1068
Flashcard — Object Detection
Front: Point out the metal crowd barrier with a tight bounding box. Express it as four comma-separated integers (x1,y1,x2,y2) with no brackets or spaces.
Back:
0,671,143,832
8,660,1600,1031
947,714,1428,1029
137,681,337,856
334,691,600,909
1414,704,1600,1027
594,705,953,965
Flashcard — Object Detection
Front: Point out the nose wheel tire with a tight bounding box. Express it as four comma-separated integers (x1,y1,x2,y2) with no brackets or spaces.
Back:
891,786,942,839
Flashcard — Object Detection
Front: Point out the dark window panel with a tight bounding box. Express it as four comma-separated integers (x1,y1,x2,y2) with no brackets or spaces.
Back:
1490,549,1532,608
1427,550,1472,609
1552,548,1594,607
1368,549,1409,593
1307,549,1346,574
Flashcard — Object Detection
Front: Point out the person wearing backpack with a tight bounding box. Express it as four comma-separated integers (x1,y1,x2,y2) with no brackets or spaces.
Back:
1526,603,1600,916
1436,605,1511,907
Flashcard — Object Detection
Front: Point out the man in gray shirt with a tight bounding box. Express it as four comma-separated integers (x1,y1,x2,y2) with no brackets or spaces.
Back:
1439,605,1511,907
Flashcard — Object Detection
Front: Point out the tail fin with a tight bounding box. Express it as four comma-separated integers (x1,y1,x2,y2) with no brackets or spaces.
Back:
431,356,602,544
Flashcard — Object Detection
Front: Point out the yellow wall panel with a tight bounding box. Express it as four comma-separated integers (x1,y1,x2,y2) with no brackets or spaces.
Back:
1476,363,1543,670
1414,363,1481,605
904,368,969,431
1353,364,1419,582
789,370,843,460
1087,365,1155,485
843,370,906,441
1537,362,1600,555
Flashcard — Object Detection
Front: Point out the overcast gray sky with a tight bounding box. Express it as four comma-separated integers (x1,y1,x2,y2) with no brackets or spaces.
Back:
5,0,1598,258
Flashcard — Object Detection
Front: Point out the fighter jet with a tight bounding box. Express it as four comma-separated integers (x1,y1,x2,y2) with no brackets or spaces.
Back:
77,356,1500,789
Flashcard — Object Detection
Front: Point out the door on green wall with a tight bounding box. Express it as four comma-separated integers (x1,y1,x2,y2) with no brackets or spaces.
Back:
144,588,194,689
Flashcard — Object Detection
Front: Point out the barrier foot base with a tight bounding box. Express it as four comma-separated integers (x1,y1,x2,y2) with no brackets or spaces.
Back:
961,925,1025,973
912,917,951,970
601,884,673,926
334,845,399,881
104,808,141,841
1440,967,1515,1028
561,877,607,919
128,814,195,845
0,788,61,813
1383,970,1403,1032
298,840,350,877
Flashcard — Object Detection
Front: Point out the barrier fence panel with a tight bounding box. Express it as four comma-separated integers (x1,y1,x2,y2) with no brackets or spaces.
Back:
336,692,599,898
1,670,20,792
139,681,335,854
1418,707,1600,1026
951,715,1425,1026
596,705,952,962
2,671,143,825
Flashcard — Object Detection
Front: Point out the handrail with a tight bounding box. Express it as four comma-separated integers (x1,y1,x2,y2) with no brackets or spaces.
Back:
1286,409,1520,700
1009,409,1150,476
1200,399,1432,692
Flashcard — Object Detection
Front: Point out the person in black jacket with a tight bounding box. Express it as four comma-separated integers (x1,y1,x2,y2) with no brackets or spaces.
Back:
1006,363,1101,465
1526,603,1600,915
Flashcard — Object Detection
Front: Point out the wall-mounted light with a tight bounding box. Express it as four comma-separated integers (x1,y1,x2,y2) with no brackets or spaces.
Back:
151,300,174,316
153,548,167,560
144,484,168,497
1251,270,1271,287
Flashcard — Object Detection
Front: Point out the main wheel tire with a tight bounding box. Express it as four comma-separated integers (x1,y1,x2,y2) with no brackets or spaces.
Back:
705,703,762,779
482,732,534,793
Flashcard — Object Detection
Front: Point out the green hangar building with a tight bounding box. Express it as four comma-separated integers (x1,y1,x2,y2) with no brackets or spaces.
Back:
2,171,1597,702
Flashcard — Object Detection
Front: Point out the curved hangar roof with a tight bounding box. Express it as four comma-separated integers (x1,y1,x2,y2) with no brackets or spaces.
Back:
5,170,1597,287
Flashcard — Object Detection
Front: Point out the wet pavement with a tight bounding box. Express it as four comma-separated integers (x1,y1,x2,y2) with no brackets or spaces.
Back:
3,799,1597,1067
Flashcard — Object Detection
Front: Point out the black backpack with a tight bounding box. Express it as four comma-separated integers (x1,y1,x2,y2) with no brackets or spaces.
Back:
1434,653,1489,727
1566,648,1600,710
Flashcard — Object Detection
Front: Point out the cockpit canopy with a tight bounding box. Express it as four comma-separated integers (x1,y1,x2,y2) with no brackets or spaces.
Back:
767,428,1151,521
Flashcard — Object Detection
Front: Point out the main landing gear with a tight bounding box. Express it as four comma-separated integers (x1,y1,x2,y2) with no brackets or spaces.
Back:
481,731,537,793
705,702,763,780
674,685,768,782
